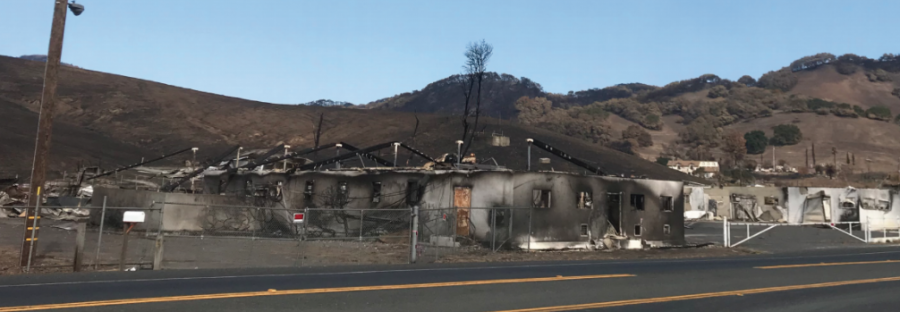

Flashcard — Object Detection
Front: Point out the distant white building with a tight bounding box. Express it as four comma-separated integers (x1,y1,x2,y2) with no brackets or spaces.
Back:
667,160,718,178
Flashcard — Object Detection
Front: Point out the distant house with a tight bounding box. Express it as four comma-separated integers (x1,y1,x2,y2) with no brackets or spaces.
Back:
667,160,718,178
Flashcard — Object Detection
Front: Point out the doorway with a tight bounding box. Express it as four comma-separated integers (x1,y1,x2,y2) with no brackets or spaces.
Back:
607,192,622,234
454,187,472,236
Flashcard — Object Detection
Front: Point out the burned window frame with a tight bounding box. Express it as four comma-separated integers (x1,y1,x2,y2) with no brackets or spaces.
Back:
303,180,315,202
630,193,645,210
532,189,552,209
661,196,674,212
663,224,671,235
576,191,593,209
406,180,422,206
580,224,589,237
371,181,382,204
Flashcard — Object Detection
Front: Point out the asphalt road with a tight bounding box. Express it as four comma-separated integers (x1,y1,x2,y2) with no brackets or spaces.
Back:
2,246,900,311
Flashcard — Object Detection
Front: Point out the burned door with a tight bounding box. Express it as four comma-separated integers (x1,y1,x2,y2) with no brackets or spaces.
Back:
607,193,622,234
454,187,472,236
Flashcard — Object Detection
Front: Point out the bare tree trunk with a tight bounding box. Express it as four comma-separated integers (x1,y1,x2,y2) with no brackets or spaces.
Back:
411,111,419,142
462,73,484,157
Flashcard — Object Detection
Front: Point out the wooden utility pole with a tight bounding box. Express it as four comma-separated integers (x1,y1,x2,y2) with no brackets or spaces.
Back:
21,0,71,267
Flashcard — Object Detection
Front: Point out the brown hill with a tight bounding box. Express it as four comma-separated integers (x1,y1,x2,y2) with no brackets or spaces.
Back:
366,52,900,175
0,55,697,183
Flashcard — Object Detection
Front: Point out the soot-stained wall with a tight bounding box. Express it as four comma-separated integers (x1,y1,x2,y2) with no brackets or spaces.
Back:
204,170,685,248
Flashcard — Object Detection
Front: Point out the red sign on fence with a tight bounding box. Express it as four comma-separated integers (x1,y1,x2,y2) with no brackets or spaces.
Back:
293,213,305,223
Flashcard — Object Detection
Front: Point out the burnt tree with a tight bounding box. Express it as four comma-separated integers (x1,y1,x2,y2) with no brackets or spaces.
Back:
456,40,493,157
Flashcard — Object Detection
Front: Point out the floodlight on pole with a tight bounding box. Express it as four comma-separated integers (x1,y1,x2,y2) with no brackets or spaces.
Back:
68,1,85,16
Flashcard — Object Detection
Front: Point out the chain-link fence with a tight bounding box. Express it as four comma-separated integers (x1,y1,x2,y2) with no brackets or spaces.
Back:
416,207,534,263
157,204,413,269
4,202,546,271
2,204,161,272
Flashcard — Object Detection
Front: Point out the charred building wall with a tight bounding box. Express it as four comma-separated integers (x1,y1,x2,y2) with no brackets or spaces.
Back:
203,170,685,248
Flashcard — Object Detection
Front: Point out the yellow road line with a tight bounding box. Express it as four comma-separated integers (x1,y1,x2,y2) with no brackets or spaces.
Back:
492,276,900,312
0,274,632,312
756,260,900,269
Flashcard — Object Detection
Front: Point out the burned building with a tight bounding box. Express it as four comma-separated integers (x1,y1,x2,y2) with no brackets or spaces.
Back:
200,139,687,249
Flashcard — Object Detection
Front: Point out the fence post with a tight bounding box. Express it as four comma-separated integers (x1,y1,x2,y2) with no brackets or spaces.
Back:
359,210,364,241
302,208,309,241
527,207,532,252
723,217,728,247
73,221,86,272
153,234,164,270
94,196,107,270
119,224,131,271
491,208,497,252
410,206,419,264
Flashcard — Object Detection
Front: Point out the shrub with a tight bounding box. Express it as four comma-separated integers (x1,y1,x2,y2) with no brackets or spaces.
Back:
744,130,768,154
866,105,892,121
656,157,671,166
770,124,802,146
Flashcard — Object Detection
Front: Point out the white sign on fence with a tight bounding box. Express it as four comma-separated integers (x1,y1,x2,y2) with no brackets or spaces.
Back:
123,211,146,223
293,213,305,223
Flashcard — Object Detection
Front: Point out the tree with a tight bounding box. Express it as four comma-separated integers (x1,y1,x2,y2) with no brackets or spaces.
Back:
722,131,747,166
770,124,802,146
622,125,653,147
457,40,493,157
744,159,758,171
825,164,837,178
656,156,671,166
737,75,757,87
707,85,729,99
744,130,768,154
515,96,552,125
758,68,798,92
865,105,892,121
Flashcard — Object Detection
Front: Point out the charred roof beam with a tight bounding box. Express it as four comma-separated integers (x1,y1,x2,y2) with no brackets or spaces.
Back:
162,145,240,192
291,142,398,173
528,138,604,175
86,147,193,181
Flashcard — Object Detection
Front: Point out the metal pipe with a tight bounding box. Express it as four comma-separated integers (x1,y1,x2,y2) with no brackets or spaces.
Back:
527,207,533,251
455,140,463,168
93,196,107,270
393,143,399,167
827,224,867,243
722,216,727,247
282,145,290,171
731,225,778,247
526,139,533,171
335,144,342,169
410,205,419,263
491,208,496,252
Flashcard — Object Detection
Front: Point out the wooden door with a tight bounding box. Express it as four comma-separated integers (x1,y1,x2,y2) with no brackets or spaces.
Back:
454,187,472,236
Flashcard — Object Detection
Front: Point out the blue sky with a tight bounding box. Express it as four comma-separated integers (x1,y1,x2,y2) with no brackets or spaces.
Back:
1,0,897,105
